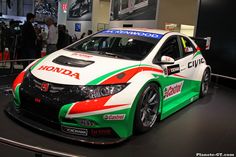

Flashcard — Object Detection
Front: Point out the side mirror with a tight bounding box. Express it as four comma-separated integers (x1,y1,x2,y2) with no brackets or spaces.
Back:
154,56,175,64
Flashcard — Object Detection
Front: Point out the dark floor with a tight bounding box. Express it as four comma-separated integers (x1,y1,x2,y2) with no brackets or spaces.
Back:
0,75,236,157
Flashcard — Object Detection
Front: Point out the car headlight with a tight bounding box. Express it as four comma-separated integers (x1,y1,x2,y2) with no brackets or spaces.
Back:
80,84,128,99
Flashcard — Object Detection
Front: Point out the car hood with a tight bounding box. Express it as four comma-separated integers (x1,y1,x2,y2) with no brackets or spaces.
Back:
30,50,141,85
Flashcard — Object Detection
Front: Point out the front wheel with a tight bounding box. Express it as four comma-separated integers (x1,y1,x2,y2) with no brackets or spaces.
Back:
134,83,160,133
200,69,211,97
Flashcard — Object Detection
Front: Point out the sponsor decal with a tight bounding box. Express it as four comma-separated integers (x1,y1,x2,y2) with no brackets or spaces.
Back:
103,114,126,120
78,119,95,127
71,52,93,58
188,58,205,68
37,65,80,80
102,30,163,39
164,81,184,100
34,98,41,103
61,126,88,136
90,129,112,137
41,82,49,92
166,64,180,75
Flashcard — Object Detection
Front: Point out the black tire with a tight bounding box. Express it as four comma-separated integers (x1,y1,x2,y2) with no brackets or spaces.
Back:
200,69,211,97
134,83,160,133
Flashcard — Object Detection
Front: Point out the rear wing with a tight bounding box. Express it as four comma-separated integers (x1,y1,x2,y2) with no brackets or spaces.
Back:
191,37,211,51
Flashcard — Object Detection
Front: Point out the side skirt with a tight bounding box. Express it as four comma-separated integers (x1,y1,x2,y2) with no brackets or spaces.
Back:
160,92,199,120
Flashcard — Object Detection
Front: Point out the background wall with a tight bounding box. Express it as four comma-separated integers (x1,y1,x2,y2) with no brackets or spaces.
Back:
92,0,110,33
3,0,18,16
109,20,157,29
108,0,198,32
109,0,158,29
157,0,198,30
1,0,7,15
57,0,67,25
0,0,2,13
66,21,92,38
65,0,110,37
23,0,34,16
0,0,33,16
196,0,236,78
64,0,92,38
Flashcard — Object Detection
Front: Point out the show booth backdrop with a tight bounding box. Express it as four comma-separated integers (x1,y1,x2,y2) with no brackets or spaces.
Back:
157,0,198,31
4,0,18,16
109,0,159,28
109,0,198,33
196,0,236,79
57,0,93,38
0,0,34,17
34,0,58,22
91,0,110,33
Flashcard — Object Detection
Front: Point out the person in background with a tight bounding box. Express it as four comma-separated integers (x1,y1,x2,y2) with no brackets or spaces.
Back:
66,29,72,44
34,25,43,58
87,29,93,35
21,13,37,68
41,28,47,41
57,25,71,50
80,32,86,39
45,17,58,55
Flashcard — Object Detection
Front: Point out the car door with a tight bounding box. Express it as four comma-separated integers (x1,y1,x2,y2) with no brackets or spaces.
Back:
178,36,197,92
152,35,192,104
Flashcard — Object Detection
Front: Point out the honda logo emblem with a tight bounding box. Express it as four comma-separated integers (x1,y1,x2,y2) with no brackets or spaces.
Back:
41,83,49,92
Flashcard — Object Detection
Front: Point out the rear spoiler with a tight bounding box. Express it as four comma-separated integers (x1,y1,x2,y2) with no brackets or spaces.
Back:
191,37,211,51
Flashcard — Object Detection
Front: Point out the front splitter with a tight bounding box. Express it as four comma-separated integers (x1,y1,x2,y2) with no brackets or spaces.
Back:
5,102,127,145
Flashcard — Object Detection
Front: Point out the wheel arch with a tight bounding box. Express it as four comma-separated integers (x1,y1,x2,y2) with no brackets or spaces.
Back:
193,64,211,81
130,78,164,134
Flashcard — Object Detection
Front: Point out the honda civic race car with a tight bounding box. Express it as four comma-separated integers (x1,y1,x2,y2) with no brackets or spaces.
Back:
6,28,211,144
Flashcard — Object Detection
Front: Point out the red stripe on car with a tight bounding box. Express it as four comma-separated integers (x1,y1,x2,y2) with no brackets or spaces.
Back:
69,96,128,114
12,71,25,91
101,66,163,85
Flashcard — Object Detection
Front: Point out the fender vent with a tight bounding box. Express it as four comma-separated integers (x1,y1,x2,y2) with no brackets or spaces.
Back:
52,55,94,67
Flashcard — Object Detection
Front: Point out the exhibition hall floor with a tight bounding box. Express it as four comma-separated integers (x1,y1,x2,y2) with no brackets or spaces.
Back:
0,75,236,157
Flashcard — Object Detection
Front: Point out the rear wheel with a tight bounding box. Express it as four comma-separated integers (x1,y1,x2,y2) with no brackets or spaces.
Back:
134,83,160,133
200,69,211,97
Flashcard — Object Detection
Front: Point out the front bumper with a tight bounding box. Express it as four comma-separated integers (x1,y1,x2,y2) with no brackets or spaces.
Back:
5,102,127,145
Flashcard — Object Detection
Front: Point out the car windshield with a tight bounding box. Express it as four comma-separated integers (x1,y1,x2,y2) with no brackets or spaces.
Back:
66,30,161,60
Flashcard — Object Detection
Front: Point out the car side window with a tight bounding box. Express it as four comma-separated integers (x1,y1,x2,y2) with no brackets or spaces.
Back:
180,36,196,56
156,36,181,61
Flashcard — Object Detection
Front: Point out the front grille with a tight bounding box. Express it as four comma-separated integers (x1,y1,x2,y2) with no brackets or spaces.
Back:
19,72,88,123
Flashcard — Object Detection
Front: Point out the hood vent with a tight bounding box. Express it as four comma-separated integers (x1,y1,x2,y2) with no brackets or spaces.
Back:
52,55,94,67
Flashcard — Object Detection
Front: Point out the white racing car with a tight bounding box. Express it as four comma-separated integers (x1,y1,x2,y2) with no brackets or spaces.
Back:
7,28,211,144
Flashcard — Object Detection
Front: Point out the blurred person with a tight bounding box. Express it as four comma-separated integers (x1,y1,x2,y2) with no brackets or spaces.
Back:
72,34,78,43
80,32,86,39
45,17,58,54
34,26,43,58
21,13,37,68
57,25,72,50
87,29,93,35
41,28,47,41
66,29,72,44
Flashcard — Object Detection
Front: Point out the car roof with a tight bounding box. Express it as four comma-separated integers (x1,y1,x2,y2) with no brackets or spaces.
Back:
110,27,169,35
